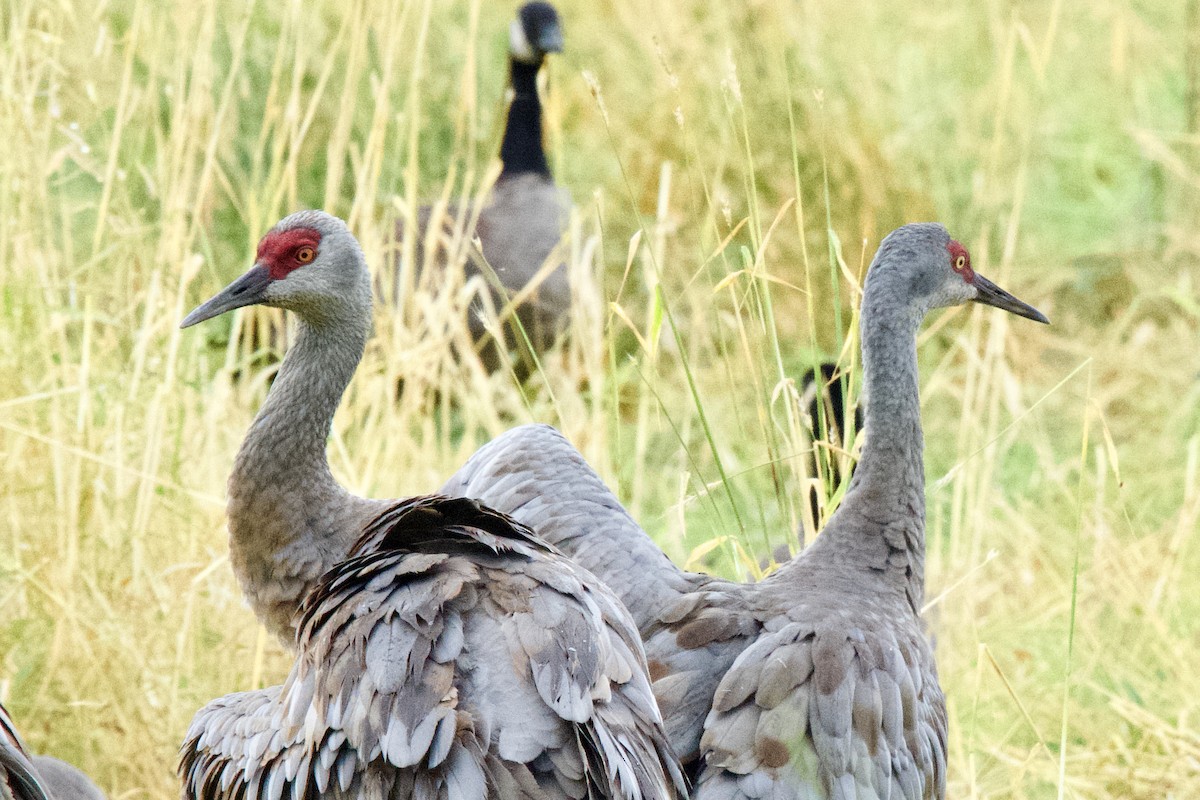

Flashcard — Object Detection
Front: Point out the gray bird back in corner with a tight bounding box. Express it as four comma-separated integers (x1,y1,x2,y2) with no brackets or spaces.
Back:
0,715,45,800
29,757,105,800
1,706,105,800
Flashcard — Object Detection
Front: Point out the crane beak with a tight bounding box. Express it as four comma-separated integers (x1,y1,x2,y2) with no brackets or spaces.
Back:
180,264,272,328
971,274,1049,324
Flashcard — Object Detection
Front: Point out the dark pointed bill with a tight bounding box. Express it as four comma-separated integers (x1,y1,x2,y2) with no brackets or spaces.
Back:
537,24,564,53
180,264,272,328
971,274,1049,324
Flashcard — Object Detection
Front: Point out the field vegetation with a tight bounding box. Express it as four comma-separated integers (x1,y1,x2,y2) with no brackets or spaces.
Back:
0,0,1197,797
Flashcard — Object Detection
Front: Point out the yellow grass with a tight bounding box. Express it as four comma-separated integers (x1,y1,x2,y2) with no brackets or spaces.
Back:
0,0,1196,797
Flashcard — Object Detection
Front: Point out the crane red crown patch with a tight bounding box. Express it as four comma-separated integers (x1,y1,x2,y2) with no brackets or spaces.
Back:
258,227,323,280
946,240,976,283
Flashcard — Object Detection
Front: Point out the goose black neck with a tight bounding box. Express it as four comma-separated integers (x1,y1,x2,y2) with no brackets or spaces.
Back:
500,59,550,180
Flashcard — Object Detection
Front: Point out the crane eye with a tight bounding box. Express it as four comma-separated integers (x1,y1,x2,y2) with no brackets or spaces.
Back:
296,246,315,264
954,255,966,271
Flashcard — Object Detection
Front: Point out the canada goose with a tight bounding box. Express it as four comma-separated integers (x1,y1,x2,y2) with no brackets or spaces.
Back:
397,2,571,372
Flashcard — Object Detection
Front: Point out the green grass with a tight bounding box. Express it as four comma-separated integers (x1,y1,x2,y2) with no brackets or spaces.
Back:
1,0,1197,797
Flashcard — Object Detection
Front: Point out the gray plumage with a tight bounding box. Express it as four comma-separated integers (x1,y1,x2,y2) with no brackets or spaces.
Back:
394,3,570,369
182,497,685,800
28,757,105,800
445,223,1049,798
179,211,686,799
1,705,105,800
184,211,385,646
440,425,753,768
0,706,46,800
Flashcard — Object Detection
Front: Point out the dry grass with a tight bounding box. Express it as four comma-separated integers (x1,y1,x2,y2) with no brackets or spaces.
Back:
0,0,1197,797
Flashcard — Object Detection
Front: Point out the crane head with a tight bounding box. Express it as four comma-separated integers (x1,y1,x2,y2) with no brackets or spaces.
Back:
181,210,369,329
869,223,1049,325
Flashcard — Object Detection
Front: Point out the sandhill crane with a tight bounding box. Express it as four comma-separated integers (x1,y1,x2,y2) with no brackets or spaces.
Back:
395,1,571,371
1,704,105,800
179,210,686,799
444,223,1049,797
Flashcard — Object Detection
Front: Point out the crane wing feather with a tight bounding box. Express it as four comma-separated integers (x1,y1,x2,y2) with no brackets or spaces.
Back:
695,622,945,800
182,495,686,800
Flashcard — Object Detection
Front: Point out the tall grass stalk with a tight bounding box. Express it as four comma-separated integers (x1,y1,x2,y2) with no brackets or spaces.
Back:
0,1,1195,797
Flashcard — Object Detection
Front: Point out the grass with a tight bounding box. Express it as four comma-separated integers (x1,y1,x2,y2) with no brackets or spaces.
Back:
0,0,1197,797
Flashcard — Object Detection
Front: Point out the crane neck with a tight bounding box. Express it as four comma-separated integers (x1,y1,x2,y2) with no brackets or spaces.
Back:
236,311,368,484
226,294,381,643
499,59,551,180
813,284,927,610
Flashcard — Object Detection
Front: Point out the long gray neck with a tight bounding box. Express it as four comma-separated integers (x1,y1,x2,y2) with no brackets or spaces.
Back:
809,282,927,610
237,316,363,481
227,304,384,644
